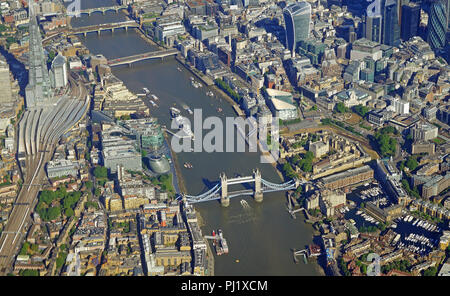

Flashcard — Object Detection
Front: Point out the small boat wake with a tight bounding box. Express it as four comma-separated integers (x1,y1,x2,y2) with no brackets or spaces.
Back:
240,199,251,209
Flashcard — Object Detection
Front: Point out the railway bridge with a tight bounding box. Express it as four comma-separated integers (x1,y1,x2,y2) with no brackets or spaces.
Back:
71,20,139,36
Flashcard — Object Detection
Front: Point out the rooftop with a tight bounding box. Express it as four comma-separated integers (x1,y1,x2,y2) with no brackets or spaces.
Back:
321,165,373,184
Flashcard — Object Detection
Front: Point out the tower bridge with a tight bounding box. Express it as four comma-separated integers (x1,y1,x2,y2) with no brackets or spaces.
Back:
179,168,300,206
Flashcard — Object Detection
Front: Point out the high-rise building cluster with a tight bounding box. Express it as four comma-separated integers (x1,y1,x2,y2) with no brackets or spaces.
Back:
363,0,449,55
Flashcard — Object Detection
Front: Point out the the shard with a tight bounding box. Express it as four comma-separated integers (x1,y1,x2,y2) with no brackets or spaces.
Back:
25,3,54,108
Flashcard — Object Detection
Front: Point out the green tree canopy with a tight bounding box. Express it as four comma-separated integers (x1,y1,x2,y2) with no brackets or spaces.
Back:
353,104,370,117
158,174,169,182
47,51,56,65
19,242,30,255
335,102,349,113
30,244,39,253
84,181,93,189
19,269,38,276
65,208,74,218
374,131,397,157
47,206,61,221
56,252,68,270
406,157,418,171
282,162,297,178
94,188,101,197
93,166,108,179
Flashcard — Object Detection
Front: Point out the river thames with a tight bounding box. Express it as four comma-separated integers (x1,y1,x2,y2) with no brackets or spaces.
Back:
70,5,322,275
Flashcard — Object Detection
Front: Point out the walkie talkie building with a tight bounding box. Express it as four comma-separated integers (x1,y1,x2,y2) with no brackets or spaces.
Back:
283,1,311,57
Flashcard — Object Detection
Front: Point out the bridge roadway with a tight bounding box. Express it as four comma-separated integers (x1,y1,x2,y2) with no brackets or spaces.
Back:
226,176,255,185
0,73,89,274
78,5,128,16
182,178,300,204
70,20,138,35
107,48,179,67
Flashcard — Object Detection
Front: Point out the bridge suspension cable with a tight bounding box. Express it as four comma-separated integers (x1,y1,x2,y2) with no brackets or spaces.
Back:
261,178,296,189
180,183,222,203
178,174,298,204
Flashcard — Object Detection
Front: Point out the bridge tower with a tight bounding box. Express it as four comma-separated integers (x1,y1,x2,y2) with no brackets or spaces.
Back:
253,168,263,202
220,172,229,207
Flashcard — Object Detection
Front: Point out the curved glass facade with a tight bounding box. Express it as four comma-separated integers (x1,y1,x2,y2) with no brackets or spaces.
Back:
283,1,311,56
149,155,170,174
427,1,447,50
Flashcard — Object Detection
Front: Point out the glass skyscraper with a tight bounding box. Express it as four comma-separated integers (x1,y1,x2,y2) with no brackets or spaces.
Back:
25,3,54,108
444,0,450,31
383,0,401,47
283,1,311,57
427,0,447,50
401,2,420,41
0,54,13,105
365,14,383,43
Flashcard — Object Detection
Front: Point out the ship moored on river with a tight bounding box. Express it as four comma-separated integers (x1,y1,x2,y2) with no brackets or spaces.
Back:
212,229,229,256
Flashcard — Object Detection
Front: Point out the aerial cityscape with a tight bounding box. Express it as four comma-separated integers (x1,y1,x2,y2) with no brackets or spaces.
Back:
0,0,449,278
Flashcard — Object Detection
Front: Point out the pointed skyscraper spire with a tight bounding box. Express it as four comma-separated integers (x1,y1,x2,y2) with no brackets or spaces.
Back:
25,0,54,109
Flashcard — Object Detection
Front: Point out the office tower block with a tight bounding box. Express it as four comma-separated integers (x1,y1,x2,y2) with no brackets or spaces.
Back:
427,0,447,50
283,1,311,57
383,0,401,46
401,2,421,40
